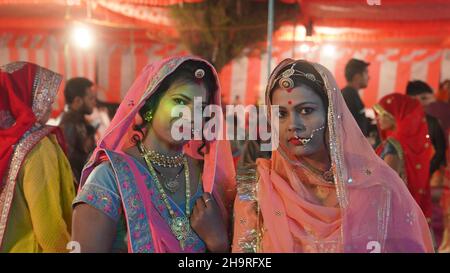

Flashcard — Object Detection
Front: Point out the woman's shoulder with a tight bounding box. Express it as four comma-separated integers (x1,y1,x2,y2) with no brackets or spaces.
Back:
74,161,122,221
34,134,57,152
90,161,115,175
83,161,118,192
23,135,59,165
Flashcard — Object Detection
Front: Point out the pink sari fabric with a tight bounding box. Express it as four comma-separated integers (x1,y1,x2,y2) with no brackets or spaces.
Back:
257,152,342,252
233,59,433,253
79,56,236,253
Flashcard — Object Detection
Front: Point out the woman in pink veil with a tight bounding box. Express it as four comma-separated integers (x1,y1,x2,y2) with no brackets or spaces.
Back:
72,56,236,253
232,59,433,253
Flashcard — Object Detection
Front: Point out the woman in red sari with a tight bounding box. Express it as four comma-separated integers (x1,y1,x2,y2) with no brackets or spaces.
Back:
374,93,434,223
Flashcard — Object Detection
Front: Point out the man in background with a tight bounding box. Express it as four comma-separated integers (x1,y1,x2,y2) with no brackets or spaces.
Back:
342,58,371,136
59,77,97,183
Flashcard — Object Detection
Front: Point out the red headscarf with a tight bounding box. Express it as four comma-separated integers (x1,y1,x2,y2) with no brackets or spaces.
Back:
376,93,434,218
0,62,64,246
0,62,62,185
1,63,38,183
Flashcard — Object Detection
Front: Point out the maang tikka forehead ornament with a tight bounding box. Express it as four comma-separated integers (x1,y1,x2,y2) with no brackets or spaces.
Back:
194,68,205,79
272,62,324,90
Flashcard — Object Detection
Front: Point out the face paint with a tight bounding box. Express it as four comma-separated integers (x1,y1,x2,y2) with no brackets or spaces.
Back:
149,82,208,146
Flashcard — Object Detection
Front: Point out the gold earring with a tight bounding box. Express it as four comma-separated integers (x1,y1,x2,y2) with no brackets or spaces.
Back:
144,110,153,122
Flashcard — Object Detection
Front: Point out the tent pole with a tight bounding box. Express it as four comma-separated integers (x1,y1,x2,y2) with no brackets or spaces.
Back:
267,0,274,79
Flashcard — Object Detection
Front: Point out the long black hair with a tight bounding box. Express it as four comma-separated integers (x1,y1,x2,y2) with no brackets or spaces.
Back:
133,60,218,156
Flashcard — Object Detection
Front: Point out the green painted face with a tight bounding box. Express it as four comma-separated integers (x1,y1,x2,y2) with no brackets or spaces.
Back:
149,81,209,146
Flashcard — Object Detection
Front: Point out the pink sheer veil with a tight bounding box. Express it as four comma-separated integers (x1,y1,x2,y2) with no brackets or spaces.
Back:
260,58,433,252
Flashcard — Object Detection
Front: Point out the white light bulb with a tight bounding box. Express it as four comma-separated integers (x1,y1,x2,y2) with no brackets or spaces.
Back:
72,25,93,49
322,45,336,57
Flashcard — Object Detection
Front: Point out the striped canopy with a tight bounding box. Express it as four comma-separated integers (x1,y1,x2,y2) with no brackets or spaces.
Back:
0,0,449,116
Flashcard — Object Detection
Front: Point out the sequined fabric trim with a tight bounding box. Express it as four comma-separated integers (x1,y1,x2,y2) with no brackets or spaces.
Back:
140,57,190,105
235,166,262,253
236,167,258,202
314,64,349,208
31,66,62,122
376,186,392,252
0,125,54,246
106,151,155,253
0,62,26,74
238,229,261,253
373,104,395,121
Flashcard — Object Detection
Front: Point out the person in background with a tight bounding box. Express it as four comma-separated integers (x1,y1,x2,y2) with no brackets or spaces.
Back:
0,62,75,252
59,77,97,183
341,58,371,136
436,80,450,104
97,100,120,121
408,80,450,134
406,80,447,182
406,80,450,251
85,99,113,142
374,94,434,227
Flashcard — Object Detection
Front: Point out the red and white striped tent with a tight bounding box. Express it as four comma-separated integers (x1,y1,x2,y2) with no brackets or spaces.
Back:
1,0,450,116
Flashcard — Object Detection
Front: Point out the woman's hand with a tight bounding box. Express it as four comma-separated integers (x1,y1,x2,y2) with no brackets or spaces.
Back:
190,192,229,253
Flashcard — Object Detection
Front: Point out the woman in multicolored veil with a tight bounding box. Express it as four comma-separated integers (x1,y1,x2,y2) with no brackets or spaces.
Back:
0,62,75,252
232,59,433,253
72,56,236,253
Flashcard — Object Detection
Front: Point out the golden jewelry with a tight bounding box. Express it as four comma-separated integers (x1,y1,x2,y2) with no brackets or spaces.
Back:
141,148,184,168
139,142,192,250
